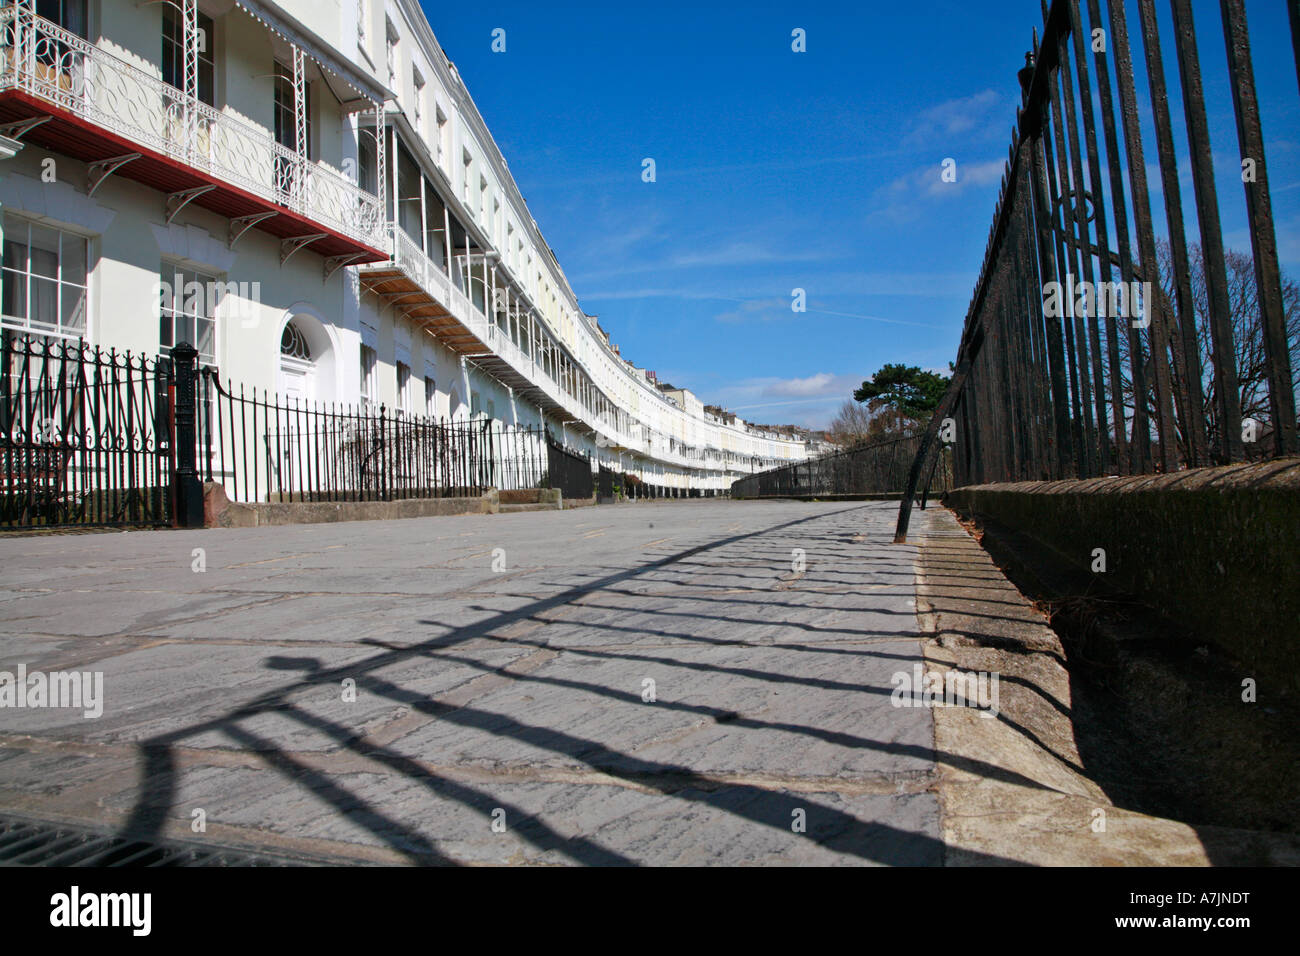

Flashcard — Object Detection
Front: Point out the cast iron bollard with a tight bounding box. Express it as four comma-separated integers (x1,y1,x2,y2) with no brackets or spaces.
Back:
170,343,204,528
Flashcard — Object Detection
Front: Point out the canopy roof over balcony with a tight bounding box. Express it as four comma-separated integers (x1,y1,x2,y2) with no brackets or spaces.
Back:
0,3,391,265
229,0,394,106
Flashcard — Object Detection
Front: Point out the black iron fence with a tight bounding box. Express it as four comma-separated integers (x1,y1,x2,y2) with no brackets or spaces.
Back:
1,333,173,529
731,434,948,499
197,364,546,504
546,436,594,499
897,0,1299,541
0,333,641,528
597,465,615,502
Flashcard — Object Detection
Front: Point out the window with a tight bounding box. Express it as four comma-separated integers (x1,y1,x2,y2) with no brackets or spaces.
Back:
357,126,378,197
359,344,378,407
272,60,311,156
162,7,216,105
35,0,86,37
273,60,312,197
424,376,436,417
396,140,422,246
385,20,399,90
412,68,425,137
435,106,448,167
357,0,369,50
424,183,446,268
159,263,217,363
280,322,311,360
2,215,88,339
396,361,411,413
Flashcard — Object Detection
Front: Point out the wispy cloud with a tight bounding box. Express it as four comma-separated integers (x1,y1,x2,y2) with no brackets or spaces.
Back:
578,270,975,304
520,149,913,191
570,242,829,285
713,295,945,328
879,158,1006,201
904,89,1009,146
706,371,854,406
671,242,814,268
767,372,836,396
730,396,842,411
713,296,789,323
868,157,1006,223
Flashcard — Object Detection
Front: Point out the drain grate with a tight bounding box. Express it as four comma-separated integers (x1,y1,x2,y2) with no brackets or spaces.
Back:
0,812,311,867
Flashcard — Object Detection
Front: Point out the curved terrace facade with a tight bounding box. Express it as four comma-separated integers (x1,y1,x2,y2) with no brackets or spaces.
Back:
0,0,811,497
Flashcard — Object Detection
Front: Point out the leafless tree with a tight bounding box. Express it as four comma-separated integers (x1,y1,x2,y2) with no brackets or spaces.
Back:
1108,239,1298,461
827,397,922,447
826,399,874,447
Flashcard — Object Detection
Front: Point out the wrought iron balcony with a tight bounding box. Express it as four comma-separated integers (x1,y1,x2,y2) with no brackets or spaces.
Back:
0,7,386,263
360,227,796,470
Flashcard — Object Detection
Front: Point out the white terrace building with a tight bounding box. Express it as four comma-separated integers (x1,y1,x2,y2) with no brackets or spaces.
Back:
0,0,810,495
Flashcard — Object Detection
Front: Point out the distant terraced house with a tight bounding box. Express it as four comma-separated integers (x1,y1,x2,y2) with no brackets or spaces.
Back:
0,0,811,503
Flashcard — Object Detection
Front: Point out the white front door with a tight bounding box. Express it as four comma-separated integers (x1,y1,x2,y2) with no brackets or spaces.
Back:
278,358,313,403
274,356,314,496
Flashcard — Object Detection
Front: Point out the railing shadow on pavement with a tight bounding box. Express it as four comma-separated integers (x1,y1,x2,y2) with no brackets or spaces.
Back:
112,504,1111,865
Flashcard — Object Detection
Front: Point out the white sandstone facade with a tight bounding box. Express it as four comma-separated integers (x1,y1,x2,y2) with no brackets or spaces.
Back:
0,0,809,494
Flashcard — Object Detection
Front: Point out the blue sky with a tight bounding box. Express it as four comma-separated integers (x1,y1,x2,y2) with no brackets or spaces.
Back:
421,0,1300,429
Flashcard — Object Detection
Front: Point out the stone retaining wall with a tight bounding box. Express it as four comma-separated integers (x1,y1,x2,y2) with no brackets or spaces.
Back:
944,458,1300,695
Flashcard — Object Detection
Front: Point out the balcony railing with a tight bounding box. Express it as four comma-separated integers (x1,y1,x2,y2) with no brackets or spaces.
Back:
372,226,809,471
391,227,467,316
0,8,384,251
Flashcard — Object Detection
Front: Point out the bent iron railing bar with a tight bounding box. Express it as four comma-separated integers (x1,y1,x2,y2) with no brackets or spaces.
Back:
895,0,1298,543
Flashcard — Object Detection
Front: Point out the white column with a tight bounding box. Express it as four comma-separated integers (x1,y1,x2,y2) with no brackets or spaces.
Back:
292,45,306,203
374,101,387,251
443,205,452,276
183,0,198,161
418,172,428,256
388,126,399,235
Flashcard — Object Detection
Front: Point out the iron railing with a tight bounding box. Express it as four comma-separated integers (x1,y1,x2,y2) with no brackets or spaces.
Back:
0,333,172,529
0,6,385,250
546,436,594,499
197,367,547,504
362,232,811,473
896,0,1299,541
732,433,948,500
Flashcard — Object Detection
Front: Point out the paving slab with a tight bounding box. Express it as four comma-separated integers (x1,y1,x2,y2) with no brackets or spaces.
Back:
0,500,952,864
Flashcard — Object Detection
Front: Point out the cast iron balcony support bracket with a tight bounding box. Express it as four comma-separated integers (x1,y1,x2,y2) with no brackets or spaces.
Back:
87,153,141,198
229,212,278,249
166,184,216,225
324,253,363,281
281,234,327,265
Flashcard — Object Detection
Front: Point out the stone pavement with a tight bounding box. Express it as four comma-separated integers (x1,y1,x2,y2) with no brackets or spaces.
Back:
3,498,1260,866
0,500,970,864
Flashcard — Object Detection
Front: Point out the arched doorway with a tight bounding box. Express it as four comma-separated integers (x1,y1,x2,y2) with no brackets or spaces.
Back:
275,312,337,404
